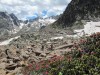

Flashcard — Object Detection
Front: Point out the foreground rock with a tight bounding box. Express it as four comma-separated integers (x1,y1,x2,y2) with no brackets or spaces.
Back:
0,33,76,75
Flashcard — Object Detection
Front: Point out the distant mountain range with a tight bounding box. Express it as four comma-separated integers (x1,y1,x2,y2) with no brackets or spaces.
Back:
18,15,58,34
0,11,59,41
53,0,100,28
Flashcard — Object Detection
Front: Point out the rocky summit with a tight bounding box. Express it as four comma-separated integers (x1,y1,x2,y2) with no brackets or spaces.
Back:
53,0,100,28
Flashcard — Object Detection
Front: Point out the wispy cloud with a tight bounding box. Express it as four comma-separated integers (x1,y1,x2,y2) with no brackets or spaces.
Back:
0,0,71,20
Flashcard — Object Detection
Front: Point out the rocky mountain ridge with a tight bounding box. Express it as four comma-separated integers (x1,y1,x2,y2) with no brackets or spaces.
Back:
0,12,20,41
53,0,100,28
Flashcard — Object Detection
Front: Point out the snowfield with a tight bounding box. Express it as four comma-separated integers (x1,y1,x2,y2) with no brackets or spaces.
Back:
0,36,20,45
74,21,100,36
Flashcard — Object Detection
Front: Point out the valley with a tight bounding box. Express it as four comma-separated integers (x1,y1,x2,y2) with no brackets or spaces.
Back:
0,0,100,75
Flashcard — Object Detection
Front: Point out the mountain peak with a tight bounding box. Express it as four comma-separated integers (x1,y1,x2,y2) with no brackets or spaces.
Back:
0,11,20,40
53,0,100,28
10,13,20,26
0,11,9,18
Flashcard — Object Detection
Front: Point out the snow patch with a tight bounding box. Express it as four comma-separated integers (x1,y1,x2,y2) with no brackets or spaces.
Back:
66,35,79,38
19,23,24,29
0,36,20,45
39,18,56,25
74,21,100,36
50,36,64,40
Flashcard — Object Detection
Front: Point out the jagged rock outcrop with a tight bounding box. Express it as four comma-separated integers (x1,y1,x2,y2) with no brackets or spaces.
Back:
53,0,100,28
0,12,14,31
0,12,20,41
10,13,20,26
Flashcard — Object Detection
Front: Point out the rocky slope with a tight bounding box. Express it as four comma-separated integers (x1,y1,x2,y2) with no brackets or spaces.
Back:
0,30,74,75
53,0,100,28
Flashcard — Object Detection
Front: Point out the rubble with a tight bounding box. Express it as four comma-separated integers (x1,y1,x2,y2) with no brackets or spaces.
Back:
0,35,74,75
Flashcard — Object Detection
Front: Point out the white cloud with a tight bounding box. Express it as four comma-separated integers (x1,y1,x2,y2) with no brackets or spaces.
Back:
0,0,72,20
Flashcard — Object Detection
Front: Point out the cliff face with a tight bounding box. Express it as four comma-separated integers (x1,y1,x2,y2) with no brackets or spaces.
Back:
10,13,20,26
54,0,100,28
0,12,20,30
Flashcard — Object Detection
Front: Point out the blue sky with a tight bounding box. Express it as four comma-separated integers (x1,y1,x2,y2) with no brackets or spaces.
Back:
0,0,71,20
